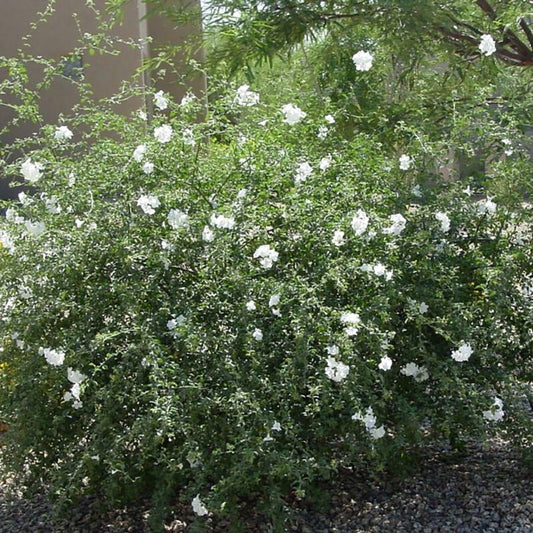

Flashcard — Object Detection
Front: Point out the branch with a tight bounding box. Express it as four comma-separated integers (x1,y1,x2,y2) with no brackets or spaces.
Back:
519,17,533,49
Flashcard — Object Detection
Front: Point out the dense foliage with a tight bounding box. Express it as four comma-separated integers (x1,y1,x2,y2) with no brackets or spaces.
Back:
0,1,532,531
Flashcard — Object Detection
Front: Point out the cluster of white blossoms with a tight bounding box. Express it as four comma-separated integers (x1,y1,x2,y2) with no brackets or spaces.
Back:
477,197,497,216
383,213,407,236
210,213,236,230
451,341,473,362
324,345,349,382
63,367,87,409
154,90,169,111
352,407,386,440
483,397,505,422
351,209,369,236
234,84,260,106
407,299,429,315
167,209,189,230
360,263,393,280
262,421,283,442
192,495,208,516
352,50,374,71
253,244,279,269
137,195,161,215
398,154,412,171
154,124,173,143
435,211,451,232
294,161,313,184
39,346,65,367
54,125,73,142
340,312,361,337
281,103,307,125
479,34,496,56
20,158,43,183
252,328,263,341
401,362,429,382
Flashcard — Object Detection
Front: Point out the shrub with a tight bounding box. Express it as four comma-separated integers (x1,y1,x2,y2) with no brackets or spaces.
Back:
1,82,532,530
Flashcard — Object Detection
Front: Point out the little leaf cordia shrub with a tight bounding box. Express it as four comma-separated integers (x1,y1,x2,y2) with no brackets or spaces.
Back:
0,87,532,529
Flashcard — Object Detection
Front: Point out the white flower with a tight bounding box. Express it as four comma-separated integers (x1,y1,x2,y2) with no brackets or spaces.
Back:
341,312,361,325
479,34,496,56
202,225,214,242
253,244,279,269
263,433,274,442
373,263,386,276
418,302,429,314
378,356,392,371
0,231,16,253
383,213,407,236
235,84,259,106
294,161,313,184
272,421,282,432
451,342,473,362
246,300,256,311
237,188,248,199
326,345,340,356
210,213,235,229
412,184,422,197
477,197,497,216
269,294,280,307
138,110,148,121
502,138,513,156
18,191,31,206
341,312,361,337
67,367,87,384
154,124,173,143
399,154,412,170
281,103,306,125
54,125,73,142
167,315,186,331
317,126,329,140
252,328,263,341
369,425,386,440
142,161,154,174
43,195,61,215
183,127,195,146
180,93,196,107
6,208,23,224
133,144,146,162
401,362,429,382
325,114,335,124
483,397,505,422
192,495,208,516
137,195,160,215
435,212,451,232
21,158,43,183
39,347,65,366
167,209,189,230
325,356,350,382
351,210,369,236
352,50,373,71
319,155,332,171
332,230,345,247
24,220,46,236
154,90,168,110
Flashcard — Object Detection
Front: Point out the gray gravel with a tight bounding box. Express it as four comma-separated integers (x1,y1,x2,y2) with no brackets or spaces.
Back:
1,439,532,532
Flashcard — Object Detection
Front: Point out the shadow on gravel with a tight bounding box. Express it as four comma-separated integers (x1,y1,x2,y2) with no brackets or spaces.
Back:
1,440,532,532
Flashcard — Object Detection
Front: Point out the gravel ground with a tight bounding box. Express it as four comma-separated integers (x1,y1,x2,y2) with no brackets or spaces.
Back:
1,439,532,532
